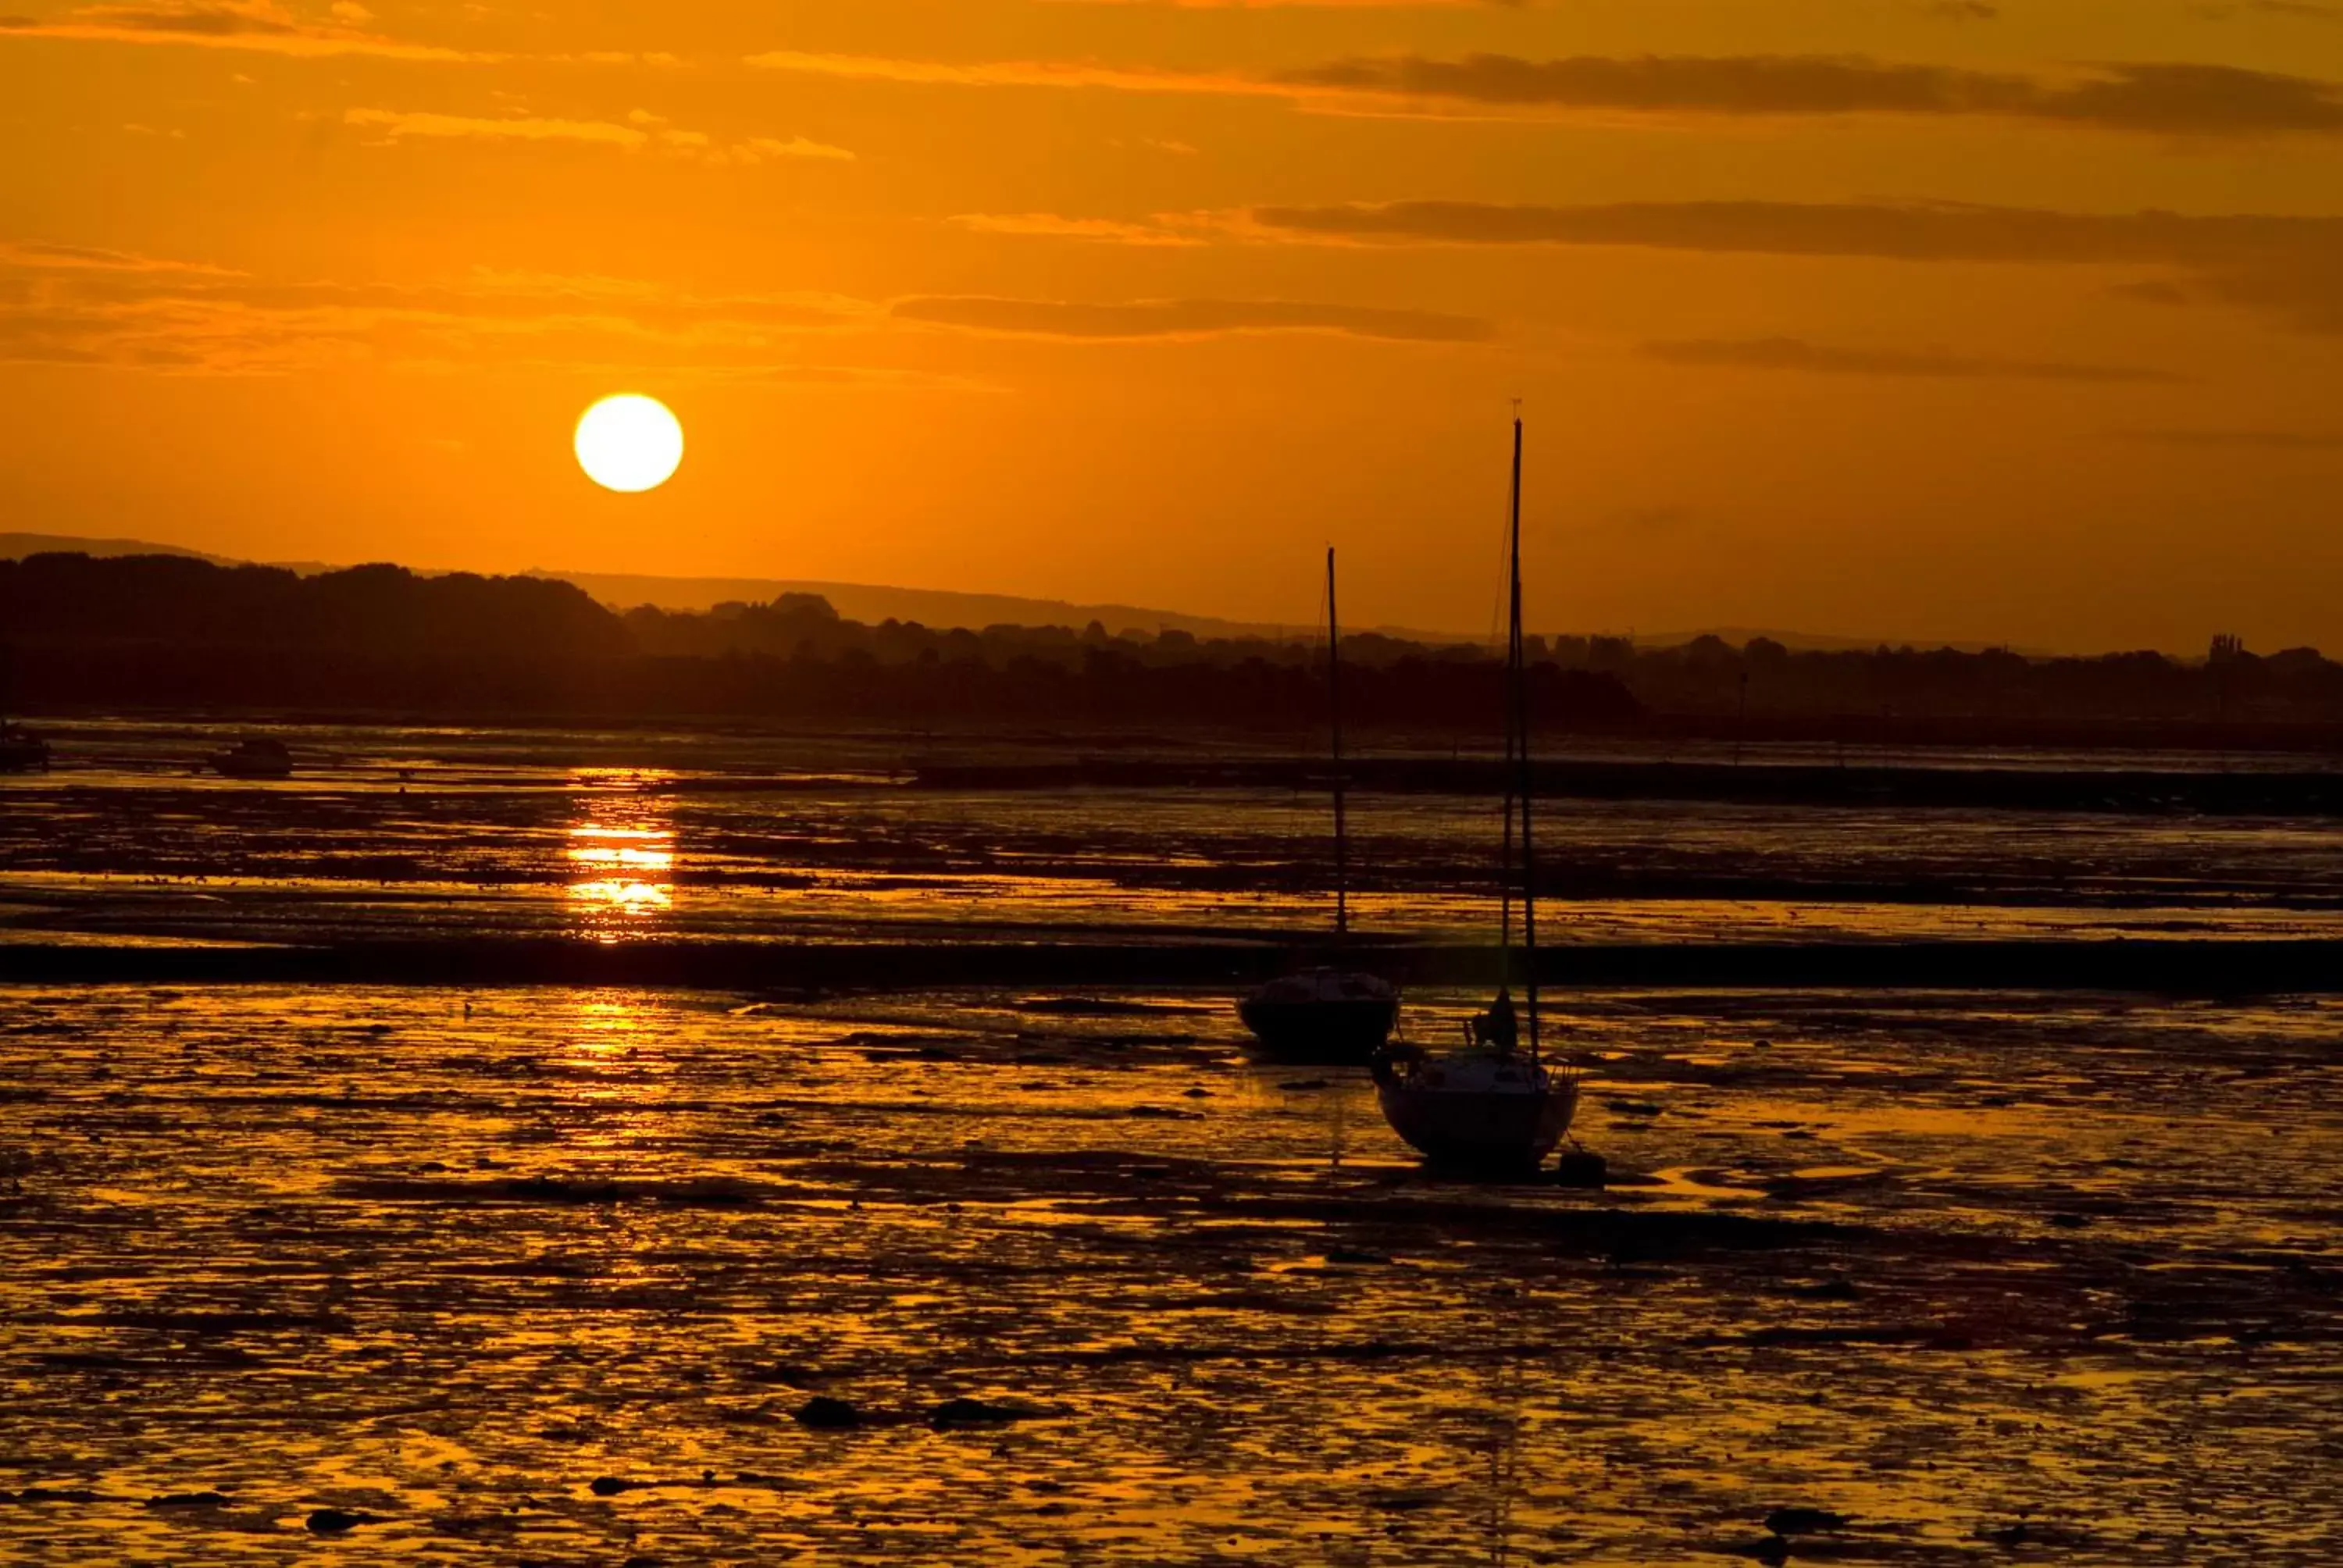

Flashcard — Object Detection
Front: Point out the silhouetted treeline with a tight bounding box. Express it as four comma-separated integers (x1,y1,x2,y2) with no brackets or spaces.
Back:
1593,633,2343,729
0,553,1634,732
6,554,622,661
9,551,2343,747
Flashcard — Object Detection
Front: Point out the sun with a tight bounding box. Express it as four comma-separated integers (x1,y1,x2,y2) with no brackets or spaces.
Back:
574,394,683,493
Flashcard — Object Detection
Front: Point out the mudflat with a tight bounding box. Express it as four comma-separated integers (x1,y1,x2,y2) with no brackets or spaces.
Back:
2,982,2336,1563
5,720,2340,1561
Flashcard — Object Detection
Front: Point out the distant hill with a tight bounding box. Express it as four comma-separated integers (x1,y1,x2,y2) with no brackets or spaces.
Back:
0,530,2029,653
0,533,1453,643
530,568,1463,644
0,532,230,565
0,533,341,577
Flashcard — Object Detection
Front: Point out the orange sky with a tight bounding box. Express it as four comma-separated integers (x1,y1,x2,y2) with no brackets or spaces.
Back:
3,0,2341,651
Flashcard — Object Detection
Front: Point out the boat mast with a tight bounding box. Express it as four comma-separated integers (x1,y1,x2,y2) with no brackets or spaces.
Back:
1327,545,1348,942
1497,437,1517,964
1509,412,1542,1067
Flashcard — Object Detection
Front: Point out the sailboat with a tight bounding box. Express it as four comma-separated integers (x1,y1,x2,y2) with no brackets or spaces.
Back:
0,722,47,774
1236,547,1400,1062
1371,414,1578,1172
209,736,294,779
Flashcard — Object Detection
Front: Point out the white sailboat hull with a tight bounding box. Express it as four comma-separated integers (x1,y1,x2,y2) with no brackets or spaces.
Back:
1374,1054,1577,1172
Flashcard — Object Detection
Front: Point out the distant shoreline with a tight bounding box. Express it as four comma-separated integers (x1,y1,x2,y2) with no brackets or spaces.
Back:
9,704,2343,769
5,935,2339,994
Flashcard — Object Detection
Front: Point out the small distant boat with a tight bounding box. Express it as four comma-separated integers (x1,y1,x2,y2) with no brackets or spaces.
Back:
209,736,294,779
0,722,49,774
1238,547,1399,1062
1239,966,1400,1062
1371,413,1578,1173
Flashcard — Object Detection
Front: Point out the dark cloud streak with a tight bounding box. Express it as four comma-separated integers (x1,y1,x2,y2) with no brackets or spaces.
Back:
890,297,1492,344
1252,199,2341,264
1277,55,2343,135
1251,199,2343,333
1647,337,2185,383
78,3,298,36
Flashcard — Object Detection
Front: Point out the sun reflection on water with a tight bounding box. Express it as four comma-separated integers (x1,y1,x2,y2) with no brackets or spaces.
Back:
567,994,653,1059
565,771,677,940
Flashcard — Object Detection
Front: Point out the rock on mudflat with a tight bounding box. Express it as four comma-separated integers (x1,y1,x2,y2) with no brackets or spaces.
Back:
1552,1150,1607,1188
794,1395,861,1429
1764,1507,1849,1535
306,1507,367,1534
930,1396,1030,1430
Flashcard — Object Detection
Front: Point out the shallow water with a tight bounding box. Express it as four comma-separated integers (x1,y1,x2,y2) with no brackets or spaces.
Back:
2,984,2337,1563
9,719,2343,953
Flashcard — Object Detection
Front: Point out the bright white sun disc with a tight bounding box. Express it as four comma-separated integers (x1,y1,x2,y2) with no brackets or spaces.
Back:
575,394,683,493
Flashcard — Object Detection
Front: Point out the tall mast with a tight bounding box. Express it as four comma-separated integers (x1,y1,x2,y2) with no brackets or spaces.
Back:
1497,432,1517,962
1327,545,1347,942
1509,413,1541,1066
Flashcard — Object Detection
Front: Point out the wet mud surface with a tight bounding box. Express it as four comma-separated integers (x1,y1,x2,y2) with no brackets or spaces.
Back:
2,985,2338,1563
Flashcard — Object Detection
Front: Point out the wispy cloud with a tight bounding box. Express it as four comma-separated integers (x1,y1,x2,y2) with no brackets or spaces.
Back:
1646,337,2186,383
1248,198,2338,262
743,50,1261,96
0,0,494,61
1247,198,2343,333
947,210,1304,248
745,44,2343,138
2,251,1468,372
0,244,886,374
947,212,1213,247
1279,55,2343,135
26,11,2337,144
562,49,683,68
0,239,237,275
891,296,1492,343
346,107,656,150
341,108,852,164
735,135,854,162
